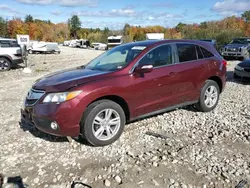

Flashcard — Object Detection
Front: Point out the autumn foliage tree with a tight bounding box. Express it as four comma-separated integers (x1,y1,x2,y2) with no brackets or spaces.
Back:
1,10,250,45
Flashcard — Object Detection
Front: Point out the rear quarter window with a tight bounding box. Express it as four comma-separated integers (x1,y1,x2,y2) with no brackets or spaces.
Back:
177,43,197,63
200,46,214,58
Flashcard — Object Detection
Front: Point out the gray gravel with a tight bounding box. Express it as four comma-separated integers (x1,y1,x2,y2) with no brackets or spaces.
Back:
0,47,249,188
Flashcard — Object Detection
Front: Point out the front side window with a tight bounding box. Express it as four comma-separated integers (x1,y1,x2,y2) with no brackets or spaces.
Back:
177,43,197,63
85,44,147,71
139,45,172,67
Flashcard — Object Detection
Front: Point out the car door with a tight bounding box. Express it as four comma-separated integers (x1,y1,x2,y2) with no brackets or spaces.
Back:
129,44,181,117
170,43,209,104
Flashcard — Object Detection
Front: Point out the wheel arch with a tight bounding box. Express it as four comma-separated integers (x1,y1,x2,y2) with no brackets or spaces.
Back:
207,76,222,93
0,55,12,64
86,95,130,122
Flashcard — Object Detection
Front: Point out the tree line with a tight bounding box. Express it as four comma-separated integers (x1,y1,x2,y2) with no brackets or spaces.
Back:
0,11,250,45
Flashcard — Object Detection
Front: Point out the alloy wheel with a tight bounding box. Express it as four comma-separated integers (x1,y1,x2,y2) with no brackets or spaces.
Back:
204,85,218,108
92,109,121,141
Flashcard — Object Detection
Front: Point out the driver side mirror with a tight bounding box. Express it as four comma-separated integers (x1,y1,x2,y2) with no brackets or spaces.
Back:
134,64,153,74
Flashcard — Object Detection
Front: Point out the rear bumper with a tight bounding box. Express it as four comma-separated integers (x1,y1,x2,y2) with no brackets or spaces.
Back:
12,58,23,65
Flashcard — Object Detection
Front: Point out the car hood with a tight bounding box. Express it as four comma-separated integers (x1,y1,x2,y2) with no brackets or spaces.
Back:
33,66,110,92
225,44,248,48
238,59,250,68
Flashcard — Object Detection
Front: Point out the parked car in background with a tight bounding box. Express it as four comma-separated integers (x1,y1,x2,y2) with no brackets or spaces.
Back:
221,38,250,60
234,59,250,79
0,38,23,71
91,42,108,50
21,39,227,146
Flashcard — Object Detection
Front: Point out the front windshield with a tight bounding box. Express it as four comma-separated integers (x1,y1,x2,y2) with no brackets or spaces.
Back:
230,39,249,44
85,44,147,71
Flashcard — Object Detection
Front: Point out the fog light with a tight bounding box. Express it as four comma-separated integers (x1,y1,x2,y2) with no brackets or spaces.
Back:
51,122,58,130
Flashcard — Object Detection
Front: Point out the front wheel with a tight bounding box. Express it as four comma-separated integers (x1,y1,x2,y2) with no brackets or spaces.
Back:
81,100,126,146
195,80,220,112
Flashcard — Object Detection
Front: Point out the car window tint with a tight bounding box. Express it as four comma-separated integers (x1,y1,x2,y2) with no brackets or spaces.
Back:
196,45,204,59
139,45,172,67
177,43,197,62
200,47,214,58
0,40,19,48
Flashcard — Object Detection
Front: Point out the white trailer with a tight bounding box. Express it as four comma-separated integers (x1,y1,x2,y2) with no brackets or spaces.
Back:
27,42,60,54
107,35,123,49
146,33,164,40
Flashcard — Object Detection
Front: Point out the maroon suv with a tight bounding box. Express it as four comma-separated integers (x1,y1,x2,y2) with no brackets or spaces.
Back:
21,40,227,146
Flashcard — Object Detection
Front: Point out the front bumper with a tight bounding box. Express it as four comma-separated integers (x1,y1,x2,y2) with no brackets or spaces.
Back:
234,69,250,78
21,99,83,137
222,52,243,57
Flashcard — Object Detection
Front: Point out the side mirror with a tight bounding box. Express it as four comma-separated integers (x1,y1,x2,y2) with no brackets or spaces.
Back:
134,64,153,74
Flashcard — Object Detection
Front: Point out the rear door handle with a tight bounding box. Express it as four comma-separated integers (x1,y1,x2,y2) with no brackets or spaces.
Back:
169,72,177,76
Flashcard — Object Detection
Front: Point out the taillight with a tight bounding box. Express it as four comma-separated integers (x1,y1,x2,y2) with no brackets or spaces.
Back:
222,59,227,67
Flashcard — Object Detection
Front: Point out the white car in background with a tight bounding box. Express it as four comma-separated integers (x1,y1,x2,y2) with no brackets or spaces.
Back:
0,38,23,71
92,42,108,50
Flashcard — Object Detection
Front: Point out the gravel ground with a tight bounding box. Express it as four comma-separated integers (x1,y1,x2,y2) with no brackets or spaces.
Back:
0,46,249,188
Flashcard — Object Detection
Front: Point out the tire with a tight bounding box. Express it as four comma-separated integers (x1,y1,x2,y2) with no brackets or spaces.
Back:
195,80,220,112
233,73,240,79
81,100,126,146
28,49,33,54
0,57,11,71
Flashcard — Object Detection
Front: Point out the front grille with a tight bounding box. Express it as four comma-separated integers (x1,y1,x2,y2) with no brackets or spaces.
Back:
244,68,250,73
226,48,239,52
25,89,45,106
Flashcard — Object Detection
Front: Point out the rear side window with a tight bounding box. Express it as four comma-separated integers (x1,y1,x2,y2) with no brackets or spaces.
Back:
0,40,19,48
200,47,214,58
177,43,197,62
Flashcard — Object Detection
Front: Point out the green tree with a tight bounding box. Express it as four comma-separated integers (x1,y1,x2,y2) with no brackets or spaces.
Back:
175,22,186,32
242,10,250,22
25,14,33,23
69,15,81,39
0,17,8,37
123,23,130,35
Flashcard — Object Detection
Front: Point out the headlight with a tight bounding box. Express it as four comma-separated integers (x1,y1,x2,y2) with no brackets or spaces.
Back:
43,90,82,103
235,65,244,71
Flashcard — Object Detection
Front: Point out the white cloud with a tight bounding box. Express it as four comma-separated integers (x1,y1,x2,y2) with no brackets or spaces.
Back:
212,0,250,16
51,10,61,16
0,4,20,14
16,0,98,7
76,9,136,17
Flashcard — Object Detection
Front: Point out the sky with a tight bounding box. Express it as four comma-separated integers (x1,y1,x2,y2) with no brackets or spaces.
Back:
0,0,250,29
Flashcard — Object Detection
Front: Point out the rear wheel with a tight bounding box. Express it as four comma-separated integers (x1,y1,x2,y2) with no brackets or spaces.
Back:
28,49,33,54
81,100,125,146
0,57,11,71
195,80,220,112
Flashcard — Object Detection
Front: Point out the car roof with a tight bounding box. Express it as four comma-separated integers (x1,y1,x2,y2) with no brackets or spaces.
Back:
121,39,214,48
0,38,17,41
